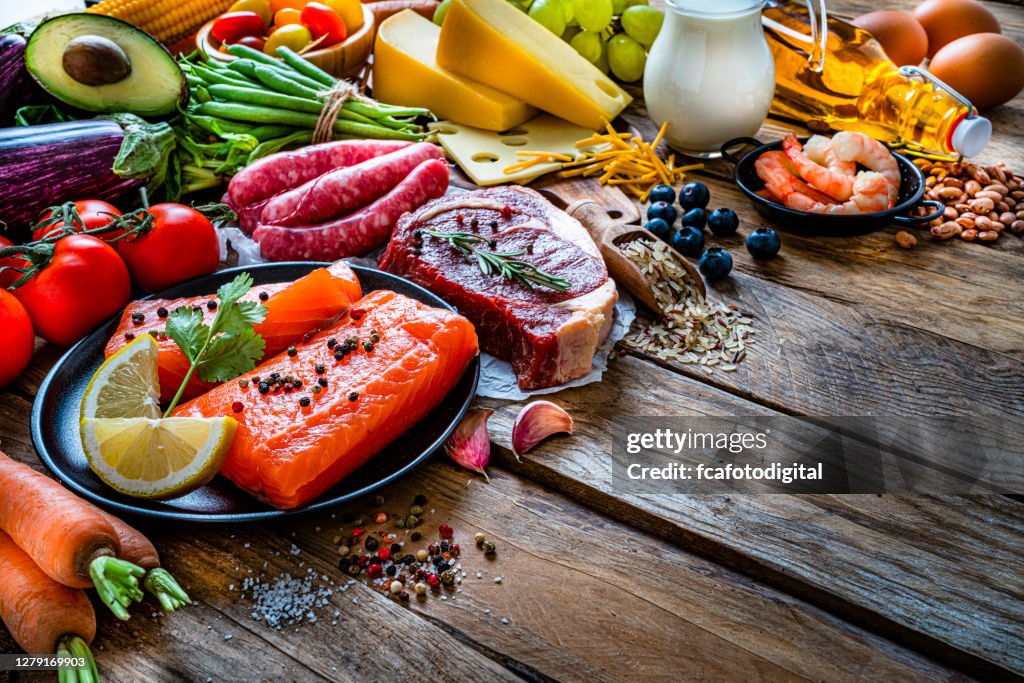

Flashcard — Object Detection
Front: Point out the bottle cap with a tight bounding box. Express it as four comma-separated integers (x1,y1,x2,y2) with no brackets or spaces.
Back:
951,116,992,158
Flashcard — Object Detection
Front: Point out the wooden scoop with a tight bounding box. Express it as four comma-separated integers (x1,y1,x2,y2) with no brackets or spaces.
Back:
566,199,706,313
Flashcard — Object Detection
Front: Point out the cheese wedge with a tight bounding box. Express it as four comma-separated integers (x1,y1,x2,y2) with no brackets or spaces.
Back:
436,0,632,131
373,10,536,132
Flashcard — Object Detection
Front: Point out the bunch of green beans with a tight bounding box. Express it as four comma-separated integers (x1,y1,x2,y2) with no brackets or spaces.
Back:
172,45,433,196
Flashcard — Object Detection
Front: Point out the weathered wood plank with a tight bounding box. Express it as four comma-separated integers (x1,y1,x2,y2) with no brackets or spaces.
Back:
477,356,1024,680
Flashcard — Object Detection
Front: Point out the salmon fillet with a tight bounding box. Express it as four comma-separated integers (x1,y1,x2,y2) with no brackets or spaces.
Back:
174,290,479,509
105,262,363,402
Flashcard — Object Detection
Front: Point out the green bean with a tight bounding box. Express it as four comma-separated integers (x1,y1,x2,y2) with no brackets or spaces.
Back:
187,114,257,136
227,59,260,80
256,64,329,95
207,84,323,114
275,46,336,87
248,124,299,141
191,63,259,88
251,65,323,99
196,102,423,140
346,101,431,121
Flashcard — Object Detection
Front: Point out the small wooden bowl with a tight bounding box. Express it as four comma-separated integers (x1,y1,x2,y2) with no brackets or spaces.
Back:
197,4,374,79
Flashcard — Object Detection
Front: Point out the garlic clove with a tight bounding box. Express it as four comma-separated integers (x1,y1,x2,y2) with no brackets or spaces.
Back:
511,401,573,460
445,408,493,479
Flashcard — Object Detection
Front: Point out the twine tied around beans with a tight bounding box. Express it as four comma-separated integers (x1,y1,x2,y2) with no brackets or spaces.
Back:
313,80,370,144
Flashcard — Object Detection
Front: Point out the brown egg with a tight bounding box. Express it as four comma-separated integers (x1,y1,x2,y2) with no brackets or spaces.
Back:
913,0,1001,58
929,33,1024,109
852,11,929,66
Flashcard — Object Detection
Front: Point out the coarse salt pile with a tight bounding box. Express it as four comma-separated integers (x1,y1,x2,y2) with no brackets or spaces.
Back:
620,239,755,372
243,573,334,629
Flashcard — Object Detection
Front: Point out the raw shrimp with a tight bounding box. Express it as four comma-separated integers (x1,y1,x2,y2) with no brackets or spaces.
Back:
782,134,855,201
756,151,890,214
830,131,901,207
804,135,857,178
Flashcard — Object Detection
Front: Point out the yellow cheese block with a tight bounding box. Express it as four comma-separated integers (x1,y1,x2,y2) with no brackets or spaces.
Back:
436,0,632,131
372,10,536,132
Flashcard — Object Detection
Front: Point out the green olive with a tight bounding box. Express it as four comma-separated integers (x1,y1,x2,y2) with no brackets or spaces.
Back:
62,35,131,86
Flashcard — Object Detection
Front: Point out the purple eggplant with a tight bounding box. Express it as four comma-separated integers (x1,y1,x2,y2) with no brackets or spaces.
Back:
0,114,175,230
0,34,36,126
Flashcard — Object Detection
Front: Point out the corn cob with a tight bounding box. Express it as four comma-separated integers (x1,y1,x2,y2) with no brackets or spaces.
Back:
86,0,233,45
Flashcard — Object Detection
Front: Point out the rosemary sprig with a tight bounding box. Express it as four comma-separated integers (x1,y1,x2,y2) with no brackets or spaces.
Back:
421,230,571,292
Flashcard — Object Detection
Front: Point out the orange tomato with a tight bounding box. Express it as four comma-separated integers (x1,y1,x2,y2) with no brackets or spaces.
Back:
323,0,362,32
301,2,347,47
274,7,303,26
269,0,305,13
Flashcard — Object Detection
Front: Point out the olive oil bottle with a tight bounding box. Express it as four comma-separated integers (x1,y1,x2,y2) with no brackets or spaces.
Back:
761,0,991,158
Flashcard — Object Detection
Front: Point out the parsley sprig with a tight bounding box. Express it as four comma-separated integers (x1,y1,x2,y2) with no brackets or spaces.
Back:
421,230,571,292
163,273,268,416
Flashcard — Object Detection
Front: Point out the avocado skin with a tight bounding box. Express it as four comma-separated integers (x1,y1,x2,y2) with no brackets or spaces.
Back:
25,14,188,117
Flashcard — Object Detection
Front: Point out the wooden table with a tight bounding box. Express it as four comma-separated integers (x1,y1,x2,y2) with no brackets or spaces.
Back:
3,1,1023,681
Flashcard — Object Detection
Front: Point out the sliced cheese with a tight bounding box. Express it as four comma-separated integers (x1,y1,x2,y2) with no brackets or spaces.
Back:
435,0,632,131
372,10,536,132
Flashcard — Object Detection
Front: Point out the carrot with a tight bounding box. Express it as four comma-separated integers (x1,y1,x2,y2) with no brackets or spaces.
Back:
0,452,144,620
0,530,100,683
99,511,191,613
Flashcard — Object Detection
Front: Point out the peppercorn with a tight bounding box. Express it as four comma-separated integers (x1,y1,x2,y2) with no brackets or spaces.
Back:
366,563,382,579
157,307,168,318
232,401,244,413
356,553,368,566
302,332,313,343
474,533,486,545
327,338,337,349
385,565,397,577
364,536,379,551
378,547,392,562
406,515,418,527
348,392,359,402
416,549,428,562
347,553,359,565
428,543,440,555
438,524,454,539
410,532,422,542
389,543,401,554
292,379,302,389
346,563,361,576
351,308,365,320
440,542,450,553
370,332,379,343
440,570,455,586
334,350,344,361
409,505,424,516
207,300,218,311
131,312,145,325
238,378,249,389
389,580,404,595
452,545,460,556
287,346,297,357
436,560,450,573
395,517,406,529
402,554,416,565
375,512,388,524
124,332,135,341
318,378,328,388
427,573,440,588
363,341,374,352
284,384,293,393
258,291,269,301
482,541,496,555
315,364,325,375
192,305,203,313
312,385,322,395
299,397,311,408
352,528,365,537
258,382,270,395
399,591,410,602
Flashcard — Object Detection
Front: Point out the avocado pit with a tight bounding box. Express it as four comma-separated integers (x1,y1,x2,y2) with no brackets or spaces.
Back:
62,35,131,86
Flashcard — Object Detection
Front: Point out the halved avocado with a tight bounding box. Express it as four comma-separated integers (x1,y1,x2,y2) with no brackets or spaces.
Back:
25,14,188,117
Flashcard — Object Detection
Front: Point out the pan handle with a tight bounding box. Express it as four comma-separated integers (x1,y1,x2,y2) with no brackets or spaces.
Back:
891,200,945,225
720,137,765,166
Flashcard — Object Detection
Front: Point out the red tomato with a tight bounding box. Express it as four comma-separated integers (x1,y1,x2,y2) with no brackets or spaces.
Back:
13,236,130,346
212,11,267,44
301,2,347,46
34,199,123,243
235,34,268,51
0,236,31,290
118,204,220,293
0,290,33,388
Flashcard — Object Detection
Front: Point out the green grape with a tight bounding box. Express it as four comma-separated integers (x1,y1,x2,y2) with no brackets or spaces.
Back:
433,0,452,26
594,45,610,75
562,25,580,44
572,0,613,32
607,33,646,82
626,0,648,6
529,0,566,35
570,30,603,64
611,0,628,14
552,0,573,23
621,6,663,48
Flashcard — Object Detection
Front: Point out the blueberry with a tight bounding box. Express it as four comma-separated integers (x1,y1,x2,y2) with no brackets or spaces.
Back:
678,181,710,210
707,208,739,236
671,226,705,258
698,247,733,281
649,184,676,205
745,227,781,259
681,207,707,230
645,218,673,241
647,201,676,224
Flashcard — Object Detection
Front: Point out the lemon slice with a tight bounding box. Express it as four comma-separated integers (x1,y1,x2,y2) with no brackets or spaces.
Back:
81,416,236,499
81,335,161,420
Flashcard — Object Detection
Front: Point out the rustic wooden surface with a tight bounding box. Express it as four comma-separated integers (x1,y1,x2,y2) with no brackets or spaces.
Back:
2,1,1024,681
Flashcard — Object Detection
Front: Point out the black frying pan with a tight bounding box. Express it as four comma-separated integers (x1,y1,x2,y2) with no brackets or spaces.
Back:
721,137,944,235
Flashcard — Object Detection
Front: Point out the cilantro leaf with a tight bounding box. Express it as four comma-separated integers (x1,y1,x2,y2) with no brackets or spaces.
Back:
216,273,254,311
195,328,266,383
165,307,207,363
216,300,267,336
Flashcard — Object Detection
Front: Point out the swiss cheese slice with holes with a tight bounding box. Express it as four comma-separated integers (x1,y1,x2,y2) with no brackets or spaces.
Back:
429,114,602,186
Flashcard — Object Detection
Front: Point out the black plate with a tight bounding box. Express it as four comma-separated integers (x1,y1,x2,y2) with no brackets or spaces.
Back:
31,263,479,522
721,136,945,235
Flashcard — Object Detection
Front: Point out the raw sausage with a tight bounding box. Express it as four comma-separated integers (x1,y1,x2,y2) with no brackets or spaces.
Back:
228,139,413,208
254,158,450,261
261,142,444,227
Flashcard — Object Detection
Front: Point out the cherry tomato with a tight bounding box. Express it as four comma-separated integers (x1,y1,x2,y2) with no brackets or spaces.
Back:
229,0,272,26
0,290,33,388
212,11,266,44
274,7,303,26
118,204,220,293
0,236,31,290
263,23,312,54
323,0,362,33
13,236,130,346
270,0,306,13
235,34,268,51
34,199,123,243
301,2,347,46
